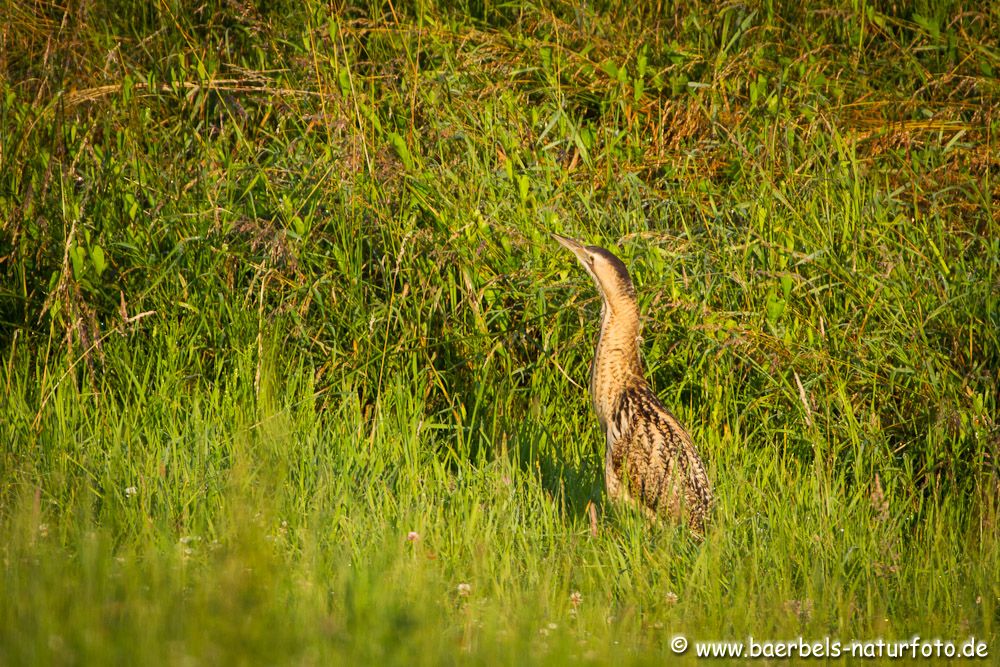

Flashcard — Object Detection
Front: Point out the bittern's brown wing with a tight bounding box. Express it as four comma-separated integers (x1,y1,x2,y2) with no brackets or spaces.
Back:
609,385,713,532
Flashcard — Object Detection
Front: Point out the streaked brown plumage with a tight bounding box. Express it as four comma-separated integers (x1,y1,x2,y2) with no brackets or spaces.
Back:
554,234,712,535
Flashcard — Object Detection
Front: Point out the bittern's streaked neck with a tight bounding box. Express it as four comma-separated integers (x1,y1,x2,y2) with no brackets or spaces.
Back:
554,234,644,424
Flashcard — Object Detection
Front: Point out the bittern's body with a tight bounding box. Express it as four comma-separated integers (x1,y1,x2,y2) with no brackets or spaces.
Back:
555,234,712,535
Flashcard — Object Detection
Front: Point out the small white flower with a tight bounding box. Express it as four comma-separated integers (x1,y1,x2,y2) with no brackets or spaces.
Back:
125,486,138,498
407,531,420,542
570,591,583,607
457,583,471,596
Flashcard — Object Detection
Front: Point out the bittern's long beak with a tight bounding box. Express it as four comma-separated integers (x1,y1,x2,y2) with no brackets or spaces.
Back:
553,233,588,262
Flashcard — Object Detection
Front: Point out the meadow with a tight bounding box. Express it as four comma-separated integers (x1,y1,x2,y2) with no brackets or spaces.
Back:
1,0,998,664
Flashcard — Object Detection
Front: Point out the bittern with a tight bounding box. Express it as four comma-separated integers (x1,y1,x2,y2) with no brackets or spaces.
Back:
554,234,712,535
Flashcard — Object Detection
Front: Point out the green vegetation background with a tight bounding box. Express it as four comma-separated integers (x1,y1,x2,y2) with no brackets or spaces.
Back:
1,0,997,664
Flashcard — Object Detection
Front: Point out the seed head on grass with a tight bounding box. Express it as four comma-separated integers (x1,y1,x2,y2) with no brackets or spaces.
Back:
783,599,814,622
569,591,583,617
870,474,889,522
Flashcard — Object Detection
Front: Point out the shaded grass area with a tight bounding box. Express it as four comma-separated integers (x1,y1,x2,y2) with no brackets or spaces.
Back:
1,0,998,663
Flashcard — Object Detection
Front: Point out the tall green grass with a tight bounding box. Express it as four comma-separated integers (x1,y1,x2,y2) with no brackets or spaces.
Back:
2,1,998,664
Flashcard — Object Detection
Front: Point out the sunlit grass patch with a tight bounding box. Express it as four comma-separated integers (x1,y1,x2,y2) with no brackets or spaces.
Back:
1,0,998,664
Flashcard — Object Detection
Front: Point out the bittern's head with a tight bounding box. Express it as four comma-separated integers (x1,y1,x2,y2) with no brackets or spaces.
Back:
554,234,636,306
